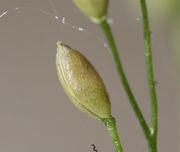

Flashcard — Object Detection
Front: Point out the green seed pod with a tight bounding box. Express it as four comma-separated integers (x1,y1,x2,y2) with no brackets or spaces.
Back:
56,41,111,120
73,0,109,23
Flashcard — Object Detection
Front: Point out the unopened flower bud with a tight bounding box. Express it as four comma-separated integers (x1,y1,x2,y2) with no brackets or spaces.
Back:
73,0,109,23
56,41,111,120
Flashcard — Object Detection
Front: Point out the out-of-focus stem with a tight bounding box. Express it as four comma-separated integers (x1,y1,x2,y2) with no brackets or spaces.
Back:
139,0,158,151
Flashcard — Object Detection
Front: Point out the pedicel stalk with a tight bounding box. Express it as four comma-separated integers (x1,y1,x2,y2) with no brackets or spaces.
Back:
56,42,123,152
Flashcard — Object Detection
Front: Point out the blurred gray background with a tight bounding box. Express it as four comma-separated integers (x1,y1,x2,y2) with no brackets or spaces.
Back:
0,0,179,152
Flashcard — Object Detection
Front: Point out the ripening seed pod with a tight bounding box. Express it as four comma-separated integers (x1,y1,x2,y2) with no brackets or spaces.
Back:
73,0,109,23
56,41,112,120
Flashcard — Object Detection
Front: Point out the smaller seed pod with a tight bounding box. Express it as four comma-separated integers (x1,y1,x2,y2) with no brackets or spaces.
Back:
73,0,109,23
56,41,111,120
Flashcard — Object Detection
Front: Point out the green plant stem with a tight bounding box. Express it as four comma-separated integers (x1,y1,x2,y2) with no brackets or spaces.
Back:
103,116,123,152
99,20,151,143
139,0,158,146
